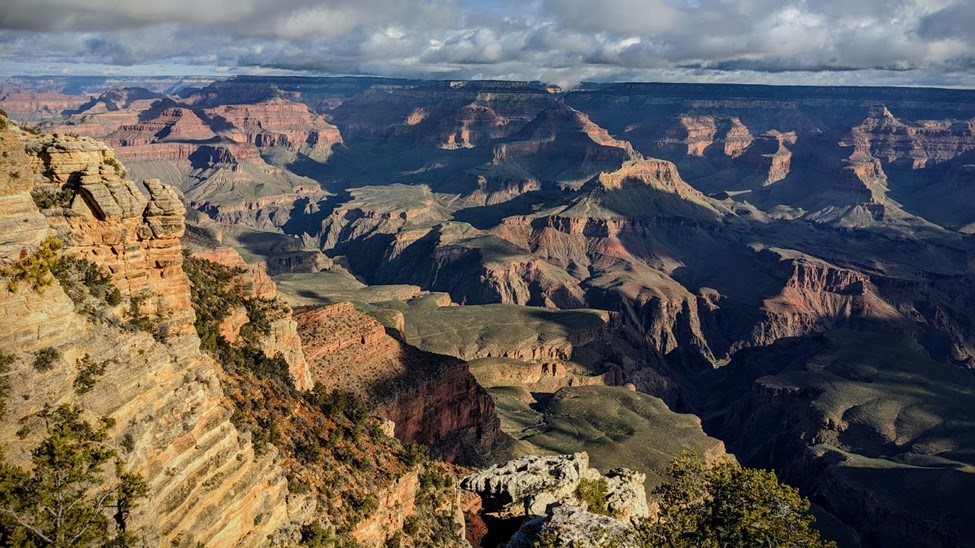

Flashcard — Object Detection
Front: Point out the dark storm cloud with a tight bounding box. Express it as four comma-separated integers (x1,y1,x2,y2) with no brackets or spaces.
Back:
1,0,972,87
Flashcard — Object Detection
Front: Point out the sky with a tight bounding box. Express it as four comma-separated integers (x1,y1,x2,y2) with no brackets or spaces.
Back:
1,0,973,88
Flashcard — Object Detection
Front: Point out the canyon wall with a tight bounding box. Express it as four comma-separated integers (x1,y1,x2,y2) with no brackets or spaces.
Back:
0,122,294,545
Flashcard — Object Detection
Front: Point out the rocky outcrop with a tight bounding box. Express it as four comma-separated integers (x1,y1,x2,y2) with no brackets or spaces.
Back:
593,158,715,205
723,117,754,158
759,130,796,185
193,246,277,299
206,97,342,161
486,105,636,184
0,118,483,547
55,91,342,165
680,115,718,156
24,134,195,336
114,106,216,146
329,79,559,145
318,184,452,252
462,452,648,545
744,251,902,351
509,502,639,547
461,452,648,522
678,115,753,157
699,331,975,548
0,90,90,123
44,90,340,237
352,471,420,546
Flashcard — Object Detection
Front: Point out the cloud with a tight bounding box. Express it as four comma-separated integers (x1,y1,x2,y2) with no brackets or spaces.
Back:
0,0,973,88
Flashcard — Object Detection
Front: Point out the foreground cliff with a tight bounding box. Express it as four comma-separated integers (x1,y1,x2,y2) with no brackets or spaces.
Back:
0,118,475,546
0,122,292,544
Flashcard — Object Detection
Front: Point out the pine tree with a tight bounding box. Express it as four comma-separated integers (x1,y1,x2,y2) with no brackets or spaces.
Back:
638,451,835,548
0,405,148,546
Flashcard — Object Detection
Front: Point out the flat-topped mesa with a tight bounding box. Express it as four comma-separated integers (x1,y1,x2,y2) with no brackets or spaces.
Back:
206,97,343,160
596,157,687,191
489,105,638,183
589,158,728,221
81,87,168,113
329,79,561,144
0,90,90,123
113,106,217,145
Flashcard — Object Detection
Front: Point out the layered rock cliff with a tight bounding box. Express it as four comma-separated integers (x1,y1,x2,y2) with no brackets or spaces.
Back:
0,120,293,545
45,89,340,231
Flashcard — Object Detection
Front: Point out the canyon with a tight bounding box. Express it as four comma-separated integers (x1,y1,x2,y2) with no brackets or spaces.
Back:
3,75,975,546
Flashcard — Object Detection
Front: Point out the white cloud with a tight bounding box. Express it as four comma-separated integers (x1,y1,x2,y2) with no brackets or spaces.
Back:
0,0,973,87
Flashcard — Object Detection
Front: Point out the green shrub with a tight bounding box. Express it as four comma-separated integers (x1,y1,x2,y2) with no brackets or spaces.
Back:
1,237,63,293
105,287,123,306
300,523,336,546
534,529,561,548
385,530,403,548
400,443,430,467
31,184,76,210
120,432,135,454
51,255,123,310
240,297,289,340
74,354,109,395
183,254,244,353
104,156,125,177
32,347,61,372
344,492,379,527
400,460,463,545
574,477,610,516
402,516,420,537
2,239,122,315
212,339,294,390
294,440,323,464
306,384,369,427
127,295,164,341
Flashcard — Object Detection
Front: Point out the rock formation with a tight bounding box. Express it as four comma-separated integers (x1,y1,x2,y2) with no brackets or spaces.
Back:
461,452,648,545
462,452,648,521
